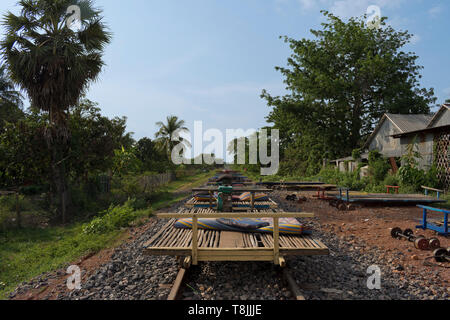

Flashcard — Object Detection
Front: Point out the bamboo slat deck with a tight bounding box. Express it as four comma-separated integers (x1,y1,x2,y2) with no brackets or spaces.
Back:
185,198,278,209
143,209,329,266
331,192,447,204
192,187,273,193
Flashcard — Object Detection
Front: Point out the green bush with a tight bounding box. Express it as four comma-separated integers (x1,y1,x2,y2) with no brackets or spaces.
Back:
368,151,390,183
82,200,137,235
398,165,426,191
384,174,400,187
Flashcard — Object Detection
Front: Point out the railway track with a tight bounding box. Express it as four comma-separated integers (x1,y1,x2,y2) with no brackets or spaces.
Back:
166,262,306,301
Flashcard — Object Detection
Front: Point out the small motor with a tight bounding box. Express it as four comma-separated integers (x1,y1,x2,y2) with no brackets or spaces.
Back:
217,186,233,212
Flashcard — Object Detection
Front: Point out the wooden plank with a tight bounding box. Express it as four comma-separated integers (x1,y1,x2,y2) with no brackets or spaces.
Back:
144,248,192,256
192,187,273,193
209,191,213,209
198,256,273,262
273,217,280,264
192,216,198,265
251,192,255,210
197,248,274,256
219,232,244,248
143,220,176,248
422,186,445,193
167,268,186,301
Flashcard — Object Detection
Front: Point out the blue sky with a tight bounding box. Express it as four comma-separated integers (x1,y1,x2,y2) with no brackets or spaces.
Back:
1,0,449,157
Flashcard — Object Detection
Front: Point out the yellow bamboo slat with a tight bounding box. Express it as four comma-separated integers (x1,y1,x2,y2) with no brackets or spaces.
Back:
273,217,280,264
192,216,198,265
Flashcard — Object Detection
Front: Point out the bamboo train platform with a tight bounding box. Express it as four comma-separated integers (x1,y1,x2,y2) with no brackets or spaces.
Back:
207,181,255,186
185,198,278,209
143,208,329,267
331,189,447,205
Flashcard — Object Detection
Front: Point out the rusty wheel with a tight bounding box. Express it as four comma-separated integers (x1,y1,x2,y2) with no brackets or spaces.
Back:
414,237,430,251
429,238,441,250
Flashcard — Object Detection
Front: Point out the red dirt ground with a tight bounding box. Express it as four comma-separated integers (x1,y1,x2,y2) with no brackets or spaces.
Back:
283,191,449,285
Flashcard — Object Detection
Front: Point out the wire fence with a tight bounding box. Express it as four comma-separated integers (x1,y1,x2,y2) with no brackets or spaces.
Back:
138,172,176,193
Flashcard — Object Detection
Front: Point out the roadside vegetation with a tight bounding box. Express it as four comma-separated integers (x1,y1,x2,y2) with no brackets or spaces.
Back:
0,169,214,299
0,0,219,299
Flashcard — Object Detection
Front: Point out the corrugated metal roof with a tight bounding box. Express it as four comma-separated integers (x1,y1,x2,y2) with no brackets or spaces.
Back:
427,104,450,128
385,114,433,133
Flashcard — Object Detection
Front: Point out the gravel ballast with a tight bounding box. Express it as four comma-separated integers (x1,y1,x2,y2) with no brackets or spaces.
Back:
10,191,449,300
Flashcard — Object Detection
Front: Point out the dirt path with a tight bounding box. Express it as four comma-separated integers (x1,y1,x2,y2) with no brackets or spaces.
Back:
275,191,449,285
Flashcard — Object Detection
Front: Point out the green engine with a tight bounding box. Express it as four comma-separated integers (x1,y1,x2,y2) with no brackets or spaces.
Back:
217,186,233,212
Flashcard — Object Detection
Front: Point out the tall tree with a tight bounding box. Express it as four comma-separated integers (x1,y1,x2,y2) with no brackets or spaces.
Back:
1,0,111,223
68,99,133,182
262,11,436,176
155,116,191,161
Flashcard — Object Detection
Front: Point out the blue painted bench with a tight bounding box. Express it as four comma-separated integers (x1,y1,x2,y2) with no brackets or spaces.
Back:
416,205,449,236
421,186,444,199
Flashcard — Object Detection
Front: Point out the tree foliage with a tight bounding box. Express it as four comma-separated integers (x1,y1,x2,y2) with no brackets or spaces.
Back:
155,115,191,161
0,65,23,132
1,0,112,222
262,11,436,176
68,99,133,181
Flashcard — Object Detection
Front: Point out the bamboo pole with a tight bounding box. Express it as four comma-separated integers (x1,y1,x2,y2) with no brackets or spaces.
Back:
192,216,198,265
273,217,279,264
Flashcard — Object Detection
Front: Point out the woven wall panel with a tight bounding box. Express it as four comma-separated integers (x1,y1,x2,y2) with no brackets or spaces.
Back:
434,130,450,191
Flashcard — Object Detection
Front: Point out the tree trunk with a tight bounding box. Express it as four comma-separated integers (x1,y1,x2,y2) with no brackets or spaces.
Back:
51,141,69,224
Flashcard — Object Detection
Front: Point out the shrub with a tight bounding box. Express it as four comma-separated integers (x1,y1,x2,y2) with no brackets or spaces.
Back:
383,174,400,187
368,151,390,183
82,200,137,235
398,165,426,191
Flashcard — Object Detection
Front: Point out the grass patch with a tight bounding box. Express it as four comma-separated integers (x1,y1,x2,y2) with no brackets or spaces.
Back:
0,170,215,300
0,224,121,299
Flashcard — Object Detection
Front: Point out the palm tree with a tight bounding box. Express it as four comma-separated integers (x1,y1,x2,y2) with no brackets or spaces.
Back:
155,116,191,161
1,0,111,223
0,64,22,106
0,64,23,130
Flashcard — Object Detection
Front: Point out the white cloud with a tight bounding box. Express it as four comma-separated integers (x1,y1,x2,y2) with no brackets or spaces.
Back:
428,6,442,18
293,0,406,19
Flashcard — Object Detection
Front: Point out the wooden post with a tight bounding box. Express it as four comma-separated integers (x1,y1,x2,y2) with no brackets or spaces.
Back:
273,217,279,265
209,191,213,209
250,192,255,210
192,215,198,265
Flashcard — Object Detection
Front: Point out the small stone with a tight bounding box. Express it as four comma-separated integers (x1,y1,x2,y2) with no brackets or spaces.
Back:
395,265,405,271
